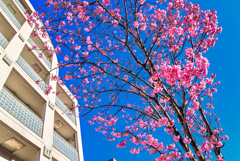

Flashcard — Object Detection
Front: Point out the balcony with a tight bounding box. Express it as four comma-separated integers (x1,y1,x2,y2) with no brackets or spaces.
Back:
55,97,76,124
53,131,79,161
14,0,25,14
28,38,51,68
0,87,43,136
0,15,16,48
0,124,39,161
16,55,47,91
0,32,8,48
14,0,32,15
0,0,21,29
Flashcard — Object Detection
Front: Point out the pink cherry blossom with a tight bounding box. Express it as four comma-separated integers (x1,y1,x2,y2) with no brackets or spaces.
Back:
184,152,194,159
133,21,139,28
102,0,110,6
86,36,92,44
117,140,127,148
27,0,227,160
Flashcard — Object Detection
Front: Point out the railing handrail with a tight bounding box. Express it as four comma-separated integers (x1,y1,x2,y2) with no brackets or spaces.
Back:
0,32,8,48
0,0,21,28
0,86,43,136
55,96,76,124
54,131,77,150
3,86,42,121
53,131,78,161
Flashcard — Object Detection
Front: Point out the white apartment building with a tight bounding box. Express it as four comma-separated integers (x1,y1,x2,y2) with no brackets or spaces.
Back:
0,0,84,161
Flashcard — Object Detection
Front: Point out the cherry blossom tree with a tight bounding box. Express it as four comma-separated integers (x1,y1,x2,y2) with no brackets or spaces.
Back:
27,0,228,160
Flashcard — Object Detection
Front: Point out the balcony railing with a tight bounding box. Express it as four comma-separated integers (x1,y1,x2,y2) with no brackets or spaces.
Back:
14,0,25,14
0,0,21,28
53,131,78,161
0,87,43,136
28,38,51,68
55,97,76,124
16,56,47,91
0,32,8,48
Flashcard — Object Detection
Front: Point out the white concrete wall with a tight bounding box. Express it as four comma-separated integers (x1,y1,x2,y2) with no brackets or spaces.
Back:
0,0,84,161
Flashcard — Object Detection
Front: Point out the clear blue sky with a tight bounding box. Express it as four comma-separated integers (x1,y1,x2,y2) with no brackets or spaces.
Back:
30,0,240,160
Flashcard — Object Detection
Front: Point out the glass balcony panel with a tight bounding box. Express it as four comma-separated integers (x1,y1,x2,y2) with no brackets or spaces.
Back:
0,0,21,28
55,97,76,124
14,0,25,13
0,87,43,136
53,131,78,161
16,56,47,91
0,32,8,48
28,38,51,68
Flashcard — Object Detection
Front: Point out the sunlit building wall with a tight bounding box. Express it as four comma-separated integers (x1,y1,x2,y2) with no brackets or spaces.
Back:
0,0,83,161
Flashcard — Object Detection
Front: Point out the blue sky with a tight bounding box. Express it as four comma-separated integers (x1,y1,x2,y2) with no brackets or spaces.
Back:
30,0,240,160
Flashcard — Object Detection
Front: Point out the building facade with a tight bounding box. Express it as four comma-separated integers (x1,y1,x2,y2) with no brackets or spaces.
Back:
108,159,116,161
0,0,84,161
